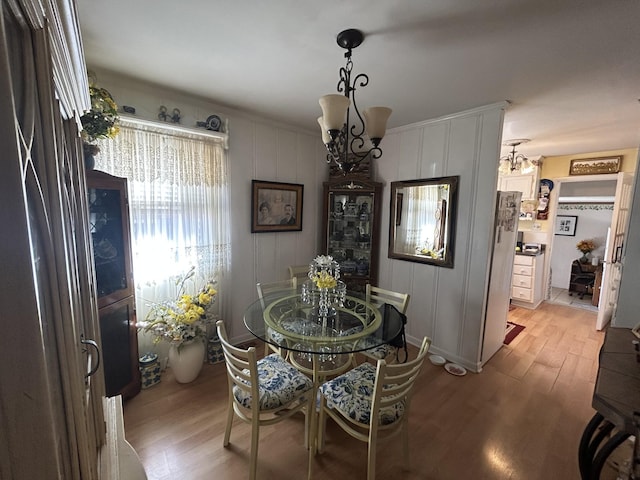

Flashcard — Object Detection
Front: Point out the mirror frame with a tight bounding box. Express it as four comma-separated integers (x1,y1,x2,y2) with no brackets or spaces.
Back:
388,176,459,268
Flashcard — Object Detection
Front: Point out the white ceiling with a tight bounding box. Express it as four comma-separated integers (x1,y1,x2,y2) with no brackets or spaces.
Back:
76,0,640,159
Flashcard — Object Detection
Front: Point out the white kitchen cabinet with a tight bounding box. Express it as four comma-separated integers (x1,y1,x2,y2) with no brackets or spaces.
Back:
498,173,539,200
511,253,545,308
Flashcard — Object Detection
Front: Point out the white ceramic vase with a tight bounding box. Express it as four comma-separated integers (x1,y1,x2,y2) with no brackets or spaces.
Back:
169,340,205,383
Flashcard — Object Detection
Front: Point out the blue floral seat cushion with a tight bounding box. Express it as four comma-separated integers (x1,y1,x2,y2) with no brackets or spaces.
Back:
266,327,287,347
341,326,396,360
233,354,313,410
319,362,405,426
357,336,396,359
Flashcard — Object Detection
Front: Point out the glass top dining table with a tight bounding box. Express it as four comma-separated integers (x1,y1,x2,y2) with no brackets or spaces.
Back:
243,287,404,357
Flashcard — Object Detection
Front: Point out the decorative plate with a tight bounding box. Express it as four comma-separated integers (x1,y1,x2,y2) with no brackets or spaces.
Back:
540,179,554,192
429,354,446,366
205,114,222,132
444,363,467,376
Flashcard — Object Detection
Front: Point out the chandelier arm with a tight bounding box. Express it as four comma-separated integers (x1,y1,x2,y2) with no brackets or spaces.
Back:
349,72,369,139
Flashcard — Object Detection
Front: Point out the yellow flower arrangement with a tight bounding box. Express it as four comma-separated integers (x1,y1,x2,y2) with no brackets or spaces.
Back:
313,270,338,289
576,239,596,254
420,248,441,258
140,267,217,349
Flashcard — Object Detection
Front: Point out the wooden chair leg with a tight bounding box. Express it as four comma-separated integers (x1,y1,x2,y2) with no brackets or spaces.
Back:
223,392,234,447
367,430,377,480
317,396,326,454
250,417,260,480
307,395,315,480
402,419,410,468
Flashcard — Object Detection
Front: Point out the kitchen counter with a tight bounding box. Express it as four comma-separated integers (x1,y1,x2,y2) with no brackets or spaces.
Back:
515,244,546,257
515,250,544,257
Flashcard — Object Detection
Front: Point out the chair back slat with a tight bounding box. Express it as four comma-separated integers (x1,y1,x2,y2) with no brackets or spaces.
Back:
366,284,410,314
256,278,298,308
371,336,431,417
217,321,260,405
288,265,310,281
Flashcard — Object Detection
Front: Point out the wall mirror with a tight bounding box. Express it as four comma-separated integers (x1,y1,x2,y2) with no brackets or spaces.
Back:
388,176,459,268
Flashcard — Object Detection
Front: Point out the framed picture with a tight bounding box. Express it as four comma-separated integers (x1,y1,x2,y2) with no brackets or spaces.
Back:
251,180,303,233
569,156,621,176
554,215,578,236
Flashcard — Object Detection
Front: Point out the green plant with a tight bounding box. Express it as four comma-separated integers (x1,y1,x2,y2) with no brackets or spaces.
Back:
80,76,120,145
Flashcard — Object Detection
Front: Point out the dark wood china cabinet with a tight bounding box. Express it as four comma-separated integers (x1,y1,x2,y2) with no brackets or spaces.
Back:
322,177,383,292
86,170,141,399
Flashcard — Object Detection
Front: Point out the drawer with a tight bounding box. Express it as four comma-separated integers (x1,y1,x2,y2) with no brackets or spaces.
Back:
512,286,533,302
513,265,533,276
512,274,532,289
514,255,535,266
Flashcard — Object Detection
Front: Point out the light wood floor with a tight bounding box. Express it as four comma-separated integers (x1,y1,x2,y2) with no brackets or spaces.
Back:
123,302,606,480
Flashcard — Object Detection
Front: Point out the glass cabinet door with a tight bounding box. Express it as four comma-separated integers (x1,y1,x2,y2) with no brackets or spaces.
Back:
86,170,140,399
323,179,382,290
86,171,134,309
88,186,128,299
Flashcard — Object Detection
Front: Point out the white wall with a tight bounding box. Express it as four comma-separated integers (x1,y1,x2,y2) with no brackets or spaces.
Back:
375,102,508,372
90,68,327,344
92,68,508,370
550,203,613,288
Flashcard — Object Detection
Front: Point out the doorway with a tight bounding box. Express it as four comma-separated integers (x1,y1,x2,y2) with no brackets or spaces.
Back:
545,172,634,328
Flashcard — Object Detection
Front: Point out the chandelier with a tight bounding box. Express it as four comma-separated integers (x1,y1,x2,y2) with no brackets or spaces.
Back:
499,139,538,174
318,29,392,175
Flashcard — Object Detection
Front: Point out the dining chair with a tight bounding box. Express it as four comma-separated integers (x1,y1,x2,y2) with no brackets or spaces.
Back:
317,336,431,480
256,277,298,356
288,264,310,282
357,284,410,363
216,320,314,480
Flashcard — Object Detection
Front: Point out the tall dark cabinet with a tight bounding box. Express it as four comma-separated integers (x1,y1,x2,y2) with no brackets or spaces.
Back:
86,170,141,399
322,177,383,292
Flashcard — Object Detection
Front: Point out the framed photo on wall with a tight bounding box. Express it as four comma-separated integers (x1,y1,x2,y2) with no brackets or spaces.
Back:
554,215,578,236
251,180,304,233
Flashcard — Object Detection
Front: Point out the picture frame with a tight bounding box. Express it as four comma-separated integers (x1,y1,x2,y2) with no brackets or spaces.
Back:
569,156,621,176
554,215,578,236
251,180,303,233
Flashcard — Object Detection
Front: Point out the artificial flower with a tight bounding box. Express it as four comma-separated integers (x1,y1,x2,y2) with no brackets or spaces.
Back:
139,267,217,349
314,270,338,289
576,239,596,253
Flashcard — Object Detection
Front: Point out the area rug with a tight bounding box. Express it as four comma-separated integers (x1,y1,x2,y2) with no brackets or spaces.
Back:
504,322,525,345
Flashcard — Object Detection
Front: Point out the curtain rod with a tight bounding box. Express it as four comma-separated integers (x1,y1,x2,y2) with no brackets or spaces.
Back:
119,114,229,149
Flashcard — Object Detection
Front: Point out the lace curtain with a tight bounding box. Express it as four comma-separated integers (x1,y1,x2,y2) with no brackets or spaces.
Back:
94,117,231,345
399,185,440,254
